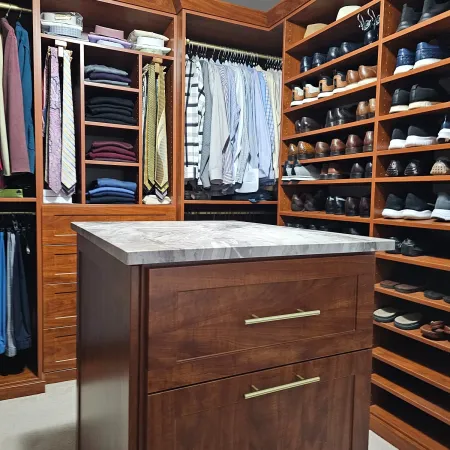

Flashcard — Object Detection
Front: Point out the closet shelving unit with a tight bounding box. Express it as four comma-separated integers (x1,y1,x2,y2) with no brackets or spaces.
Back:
280,0,450,448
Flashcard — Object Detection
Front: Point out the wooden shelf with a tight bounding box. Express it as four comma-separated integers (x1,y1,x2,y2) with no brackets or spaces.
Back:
184,200,278,205
377,252,450,272
379,102,450,122
372,373,450,425
376,144,450,156
85,121,139,130
0,198,36,202
289,152,373,164
375,175,450,183
373,321,450,353
372,347,450,393
374,283,450,312
284,42,379,86
283,118,375,141
0,368,44,401
279,211,370,223
284,81,377,114
84,81,139,93
374,218,450,231
282,178,372,185
85,160,139,168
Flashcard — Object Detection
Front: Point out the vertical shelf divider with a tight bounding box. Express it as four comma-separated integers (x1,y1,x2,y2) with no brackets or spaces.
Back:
79,44,86,204
138,54,144,205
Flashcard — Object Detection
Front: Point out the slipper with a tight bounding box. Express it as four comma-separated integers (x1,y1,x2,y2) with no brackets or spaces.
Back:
394,312,423,330
380,280,401,289
394,284,425,294
443,296,450,304
421,323,446,340
373,307,402,323
424,290,444,300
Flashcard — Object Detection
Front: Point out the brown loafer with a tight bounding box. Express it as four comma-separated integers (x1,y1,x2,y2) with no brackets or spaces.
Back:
345,70,360,91
358,65,378,86
327,162,348,179
363,131,374,152
356,101,370,121
330,138,345,156
315,141,330,158
345,134,363,154
288,143,298,162
369,98,376,118
298,141,315,160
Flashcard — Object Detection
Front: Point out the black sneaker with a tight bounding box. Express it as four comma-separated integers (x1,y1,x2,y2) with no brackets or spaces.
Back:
419,0,450,23
387,237,402,254
397,3,422,32
409,84,442,110
404,159,424,176
389,127,408,149
405,124,438,147
390,88,410,113
386,160,405,177
401,238,424,256
335,197,346,215
437,115,450,143
403,193,433,219
365,161,373,178
382,194,405,219
312,52,327,68
432,192,450,221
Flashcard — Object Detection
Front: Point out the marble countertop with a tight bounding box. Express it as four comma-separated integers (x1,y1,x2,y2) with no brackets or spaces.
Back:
71,221,394,266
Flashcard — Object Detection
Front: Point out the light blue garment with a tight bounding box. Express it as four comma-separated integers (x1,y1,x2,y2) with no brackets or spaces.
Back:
16,22,35,173
88,186,136,198
96,178,137,192
0,232,6,354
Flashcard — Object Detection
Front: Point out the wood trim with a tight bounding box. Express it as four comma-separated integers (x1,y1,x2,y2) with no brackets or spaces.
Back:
267,0,312,28
45,369,77,384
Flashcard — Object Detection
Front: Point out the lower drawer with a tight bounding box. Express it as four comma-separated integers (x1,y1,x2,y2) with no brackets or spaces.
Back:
44,326,77,373
44,283,77,329
43,245,77,284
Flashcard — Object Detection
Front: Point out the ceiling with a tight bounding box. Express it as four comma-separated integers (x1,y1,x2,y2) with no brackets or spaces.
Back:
225,0,280,11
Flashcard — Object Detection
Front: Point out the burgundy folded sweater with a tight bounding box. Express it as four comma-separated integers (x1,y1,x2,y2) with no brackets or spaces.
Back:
91,141,133,150
90,146,136,157
87,152,137,162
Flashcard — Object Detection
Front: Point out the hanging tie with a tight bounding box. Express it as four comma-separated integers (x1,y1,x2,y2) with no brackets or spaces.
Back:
144,63,157,190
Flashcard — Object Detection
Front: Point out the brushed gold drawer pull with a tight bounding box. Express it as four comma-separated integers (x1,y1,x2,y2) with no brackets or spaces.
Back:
244,375,321,399
245,309,320,325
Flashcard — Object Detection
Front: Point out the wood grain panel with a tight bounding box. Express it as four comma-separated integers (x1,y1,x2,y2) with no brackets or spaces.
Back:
43,246,77,284
44,326,77,372
147,351,372,450
43,283,77,329
45,368,77,384
267,0,312,28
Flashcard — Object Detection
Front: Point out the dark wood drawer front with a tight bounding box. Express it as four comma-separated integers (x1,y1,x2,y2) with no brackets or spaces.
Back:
44,283,77,329
44,326,77,372
147,256,375,392
147,351,372,450
43,246,77,284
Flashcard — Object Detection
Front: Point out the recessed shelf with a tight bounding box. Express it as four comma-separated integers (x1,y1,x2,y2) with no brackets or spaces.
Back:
377,252,450,272
378,102,450,122
84,81,139,93
375,176,450,183
282,178,372,185
85,121,139,130
85,160,139,168
279,211,370,223
376,144,450,156
288,152,373,165
184,200,278,205
0,198,36,202
374,218,450,231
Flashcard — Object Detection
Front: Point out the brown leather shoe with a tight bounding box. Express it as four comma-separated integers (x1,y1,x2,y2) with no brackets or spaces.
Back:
291,86,304,106
356,101,370,120
318,76,334,98
320,163,329,179
358,65,378,85
315,141,330,158
298,141,315,160
288,143,298,162
330,138,345,156
363,131,374,152
369,98,376,117
345,70,360,90
303,83,320,103
345,135,363,154
333,71,348,93
328,163,348,179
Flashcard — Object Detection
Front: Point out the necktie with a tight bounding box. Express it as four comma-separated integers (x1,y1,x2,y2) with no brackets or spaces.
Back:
61,50,76,195
144,64,156,190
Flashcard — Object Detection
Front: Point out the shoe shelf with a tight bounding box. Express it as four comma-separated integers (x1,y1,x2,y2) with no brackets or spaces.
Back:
375,283,450,312
372,347,450,393
375,175,450,182
377,144,450,156
378,101,450,122
292,152,373,164
377,252,450,272
279,211,371,223
184,200,278,205
374,218,450,231
85,160,140,168
282,178,372,185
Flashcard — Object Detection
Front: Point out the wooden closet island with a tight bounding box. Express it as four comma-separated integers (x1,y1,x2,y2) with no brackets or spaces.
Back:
71,221,393,450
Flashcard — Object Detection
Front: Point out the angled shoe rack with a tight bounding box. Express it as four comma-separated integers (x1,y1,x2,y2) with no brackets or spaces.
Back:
278,0,450,448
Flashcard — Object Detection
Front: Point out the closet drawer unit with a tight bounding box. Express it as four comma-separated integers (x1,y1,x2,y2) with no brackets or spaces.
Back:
147,350,372,449
43,245,77,284
43,283,77,329
146,256,375,392
43,326,77,372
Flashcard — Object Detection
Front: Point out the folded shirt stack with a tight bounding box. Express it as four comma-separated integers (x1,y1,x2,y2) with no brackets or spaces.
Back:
86,178,137,204
86,141,137,162
41,12,83,39
127,30,171,55
85,64,132,87
89,25,131,49
86,96,137,125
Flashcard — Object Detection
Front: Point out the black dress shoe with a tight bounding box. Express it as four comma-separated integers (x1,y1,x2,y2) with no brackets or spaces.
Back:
390,88,410,113
419,0,450,23
291,194,304,211
334,104,357,125
304,190,326,211
404,159,424,176
364,28,378,45
301,56,312,73
401,238,424,257
325,196,336,214
312,52,327,67
359,197,371,217
325,109,336,128
326,46,340,62
296,117,322,133
335,197,346,215
386,160,405,177
345,197,359,216
365,161,373,178
397,3,422,32
387,237,402,254
350,162,365,178
339,42,363,56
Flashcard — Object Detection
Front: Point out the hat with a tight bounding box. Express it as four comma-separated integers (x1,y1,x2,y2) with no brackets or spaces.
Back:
304,23,327,38
336,5,360,21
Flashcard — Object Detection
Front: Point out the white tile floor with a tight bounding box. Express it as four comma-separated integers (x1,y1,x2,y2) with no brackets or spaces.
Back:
0,380,397,450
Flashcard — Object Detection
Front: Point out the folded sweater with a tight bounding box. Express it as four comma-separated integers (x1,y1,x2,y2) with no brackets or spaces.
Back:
87,152,136,162
84,64,129,77
91,141,133,150
89,72,131,83
96,178,137,192
86,114,137,125
87,105,134,116
90,146,136,157
87,96,135,108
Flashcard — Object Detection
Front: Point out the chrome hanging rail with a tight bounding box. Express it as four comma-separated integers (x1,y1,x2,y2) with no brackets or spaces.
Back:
0,2,32,13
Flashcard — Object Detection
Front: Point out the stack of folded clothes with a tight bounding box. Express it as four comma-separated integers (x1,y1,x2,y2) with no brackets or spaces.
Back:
127,30,171,55
86,178,137,204
41,12,83,39
89,25,131,49
86,141,137,162
85,65,132,87
86,96,137,125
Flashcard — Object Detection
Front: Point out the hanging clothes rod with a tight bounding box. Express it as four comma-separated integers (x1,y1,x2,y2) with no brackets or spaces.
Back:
186,39,282,62
0,212,36,215
0,2,32,13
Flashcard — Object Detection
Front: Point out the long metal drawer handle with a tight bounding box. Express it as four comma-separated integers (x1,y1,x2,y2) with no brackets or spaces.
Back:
244,375,321,399
245,309,320,325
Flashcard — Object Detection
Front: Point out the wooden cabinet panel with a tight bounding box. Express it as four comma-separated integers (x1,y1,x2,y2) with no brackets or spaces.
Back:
147,351,372,450
43,283,77,329
43,245,77,284
44,326,77,373
147,255,375,392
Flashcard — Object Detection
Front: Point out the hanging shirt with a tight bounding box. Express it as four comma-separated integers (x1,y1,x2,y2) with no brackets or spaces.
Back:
198,60,212,189
0,231,6,354
0,32,10,176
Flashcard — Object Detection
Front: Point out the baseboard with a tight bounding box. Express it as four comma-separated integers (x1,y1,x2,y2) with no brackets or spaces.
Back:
44,369,77,384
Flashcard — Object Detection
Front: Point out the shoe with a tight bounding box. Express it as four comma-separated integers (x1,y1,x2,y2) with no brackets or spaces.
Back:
325,109,336,128
394,48,415,74
339,42,363,56
356,101,370,120
363,130,374,152
390,88,410,113
396,3,422,32
394,312,423,330
373,307,402,323
365,161,373,178
350,162,364,178
346,134,363,153
382,194,405,218
360,197,371,217
344,70,360,90
291,194,304,211
409,84,441,109
414,41,447,69
312,52,327,68
345,197,359,216
405,124,438,147
358,65,378,85
394,283,424,293
335,197,346,215
404,159,424,176
431,156,450,174
364,28,379,45
298,141,315,159
315,141,330,158
424,290,444,300
326,46,340,62
333,71,348,93
386,159,404,176
301,56,312,73
294,163,321,180
368,98,376,118
432,192,450,220
330,138,345,156
419,0,450,23
296,117,322,133
437,115,450,143
401,238,425,256
327,163,348,179
421,323,446,340
288,143,298,162
290,86,304,106
387,237,402,254
403,193,433,219
303,83,320,102
304,190,326,211
320,164,329,180
334,104,357,125
284,161,295,176
325,196,336,214
318,76,334,98
389,127,408,149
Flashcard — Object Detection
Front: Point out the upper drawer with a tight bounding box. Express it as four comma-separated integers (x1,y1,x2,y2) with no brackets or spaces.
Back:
44,282,77,329
43,245,77,284
147,255,375,393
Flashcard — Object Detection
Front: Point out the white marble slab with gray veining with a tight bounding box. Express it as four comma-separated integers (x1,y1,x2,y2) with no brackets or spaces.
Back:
71,221,394,266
